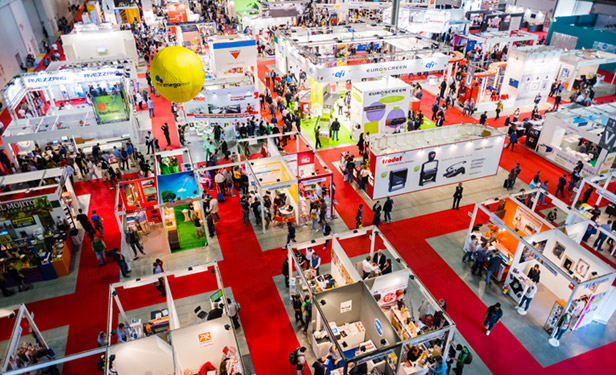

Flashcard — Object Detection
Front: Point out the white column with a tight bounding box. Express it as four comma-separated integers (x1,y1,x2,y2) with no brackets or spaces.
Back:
10,0,39,56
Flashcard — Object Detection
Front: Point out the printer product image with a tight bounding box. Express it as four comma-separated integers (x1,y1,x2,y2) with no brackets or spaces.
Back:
388,168,408,192
443,161,466,178
419,151,438,186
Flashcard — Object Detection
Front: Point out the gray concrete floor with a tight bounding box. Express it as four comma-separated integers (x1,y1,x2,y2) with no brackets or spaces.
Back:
426,229,616,367
272,273,492,375
331,164,529,223
122,222,223,280
253,208,349,251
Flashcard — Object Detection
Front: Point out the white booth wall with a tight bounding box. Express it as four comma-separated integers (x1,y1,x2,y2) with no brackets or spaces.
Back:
109,335,175,375
61,29,139,61
171,316,240,374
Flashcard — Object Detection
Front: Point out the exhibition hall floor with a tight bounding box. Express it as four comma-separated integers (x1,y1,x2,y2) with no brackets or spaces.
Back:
3,59,616,375
427,230,616,367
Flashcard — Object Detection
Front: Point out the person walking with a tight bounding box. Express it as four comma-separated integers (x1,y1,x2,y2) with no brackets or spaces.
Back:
292,347,307,375
227,298,241,329
383,196,394,223
112,249,130,278
517,284,537,315
161,123,171,146
147,97,154,117
76,208,95,233
372,201,382,227
314,125,322,149
292,294,304,327
506,163,521,190
120,147,129,170
92,236,107,267
302,295,312,334
145,131,154,154
91,210,104,236
463,234,478,264
495,100,503,120
453,344,470,375
284,221,296,249
125,227,145,258
87,159,99,182
483,302,503,336
593,220,612,251
355,204,363,229
471,244,488,276
330,117,340,141
555,174,567,198
485,250,503,285
452,183,463,210
553,94,562,111
479,112,488,125
505,131,517,151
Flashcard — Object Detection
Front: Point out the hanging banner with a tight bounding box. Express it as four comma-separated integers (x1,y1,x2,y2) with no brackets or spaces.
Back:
309,53,449,82
167,3,188,23
209,39,257,76
369,135,505,199
183,86,259,118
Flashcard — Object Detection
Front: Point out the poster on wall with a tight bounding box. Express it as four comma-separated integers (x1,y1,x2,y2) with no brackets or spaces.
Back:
93,94,128,123
184,86,259,118
260,1,304,17
512,206,544,236
370,270,409,308
167,3,188,23
210,39,257,76
369,136,505,199
352,80,411,136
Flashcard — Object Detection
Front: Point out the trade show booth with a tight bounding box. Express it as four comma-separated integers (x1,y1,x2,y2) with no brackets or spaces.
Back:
367,124,507,200
350,77,412,137
313,282,402,374
467,193,555,283
61,23,139,61
535,103,616,176
504,228,616,344
106,262,247,374
0,168,80,286
500,45,563,109
1,60,139,163
208,35,257,78
0,304,60,374
114,175,165,260
556,49,616,93
287,228,457,374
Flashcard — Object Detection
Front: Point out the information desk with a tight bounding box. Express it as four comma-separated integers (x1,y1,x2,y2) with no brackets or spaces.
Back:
50,240,72,277
147,308,170,333
308,273,338,293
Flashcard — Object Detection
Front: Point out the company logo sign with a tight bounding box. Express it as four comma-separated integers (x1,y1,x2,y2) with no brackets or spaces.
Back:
155,75,188,89
425,61,436,69
333,70,345,79
375,319,384,336
198,332,212,343
382,156,403,165
230,50,241,59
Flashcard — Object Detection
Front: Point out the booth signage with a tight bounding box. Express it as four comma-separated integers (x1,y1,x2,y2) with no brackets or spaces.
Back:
11,215,36,228
93,94,128,123
374,318,384,336
489,213,505,229
21,69,123,88
370,136,505,199
0,198,38,214
311,54,449,82
197,331,213,346
357,348,395,366
599,118,616,151
0,234,12,244
340,300,352,313
184,86,259,119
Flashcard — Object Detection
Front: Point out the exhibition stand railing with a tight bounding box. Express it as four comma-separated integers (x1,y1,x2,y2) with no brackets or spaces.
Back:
106,261,247,375
288,227,457,374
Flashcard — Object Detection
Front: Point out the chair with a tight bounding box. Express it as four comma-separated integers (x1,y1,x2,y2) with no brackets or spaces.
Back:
273,216,285,227
194,306,207,321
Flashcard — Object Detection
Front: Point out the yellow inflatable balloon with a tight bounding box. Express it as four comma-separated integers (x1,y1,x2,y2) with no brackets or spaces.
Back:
150,46,205,103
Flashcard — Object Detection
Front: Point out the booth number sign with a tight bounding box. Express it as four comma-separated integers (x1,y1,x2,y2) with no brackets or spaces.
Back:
599,118,616,150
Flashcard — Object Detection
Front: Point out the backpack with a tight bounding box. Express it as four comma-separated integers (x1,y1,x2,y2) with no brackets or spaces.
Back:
289,350,298,365
463,348,473,364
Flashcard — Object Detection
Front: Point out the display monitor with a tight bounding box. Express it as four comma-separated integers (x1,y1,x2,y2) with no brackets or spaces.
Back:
210,289,223,302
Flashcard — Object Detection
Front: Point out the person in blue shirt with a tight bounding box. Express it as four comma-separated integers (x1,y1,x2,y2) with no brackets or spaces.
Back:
91,210,104,236
430,354,447,375
538,181,549,205
310,252,321,276
593,220,612,251
506,131,517,151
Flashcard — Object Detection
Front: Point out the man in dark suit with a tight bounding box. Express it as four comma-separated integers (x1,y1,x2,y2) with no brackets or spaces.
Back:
372,250,386,269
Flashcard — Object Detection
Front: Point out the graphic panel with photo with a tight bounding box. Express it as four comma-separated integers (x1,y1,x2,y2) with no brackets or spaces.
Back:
552,241,566,260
